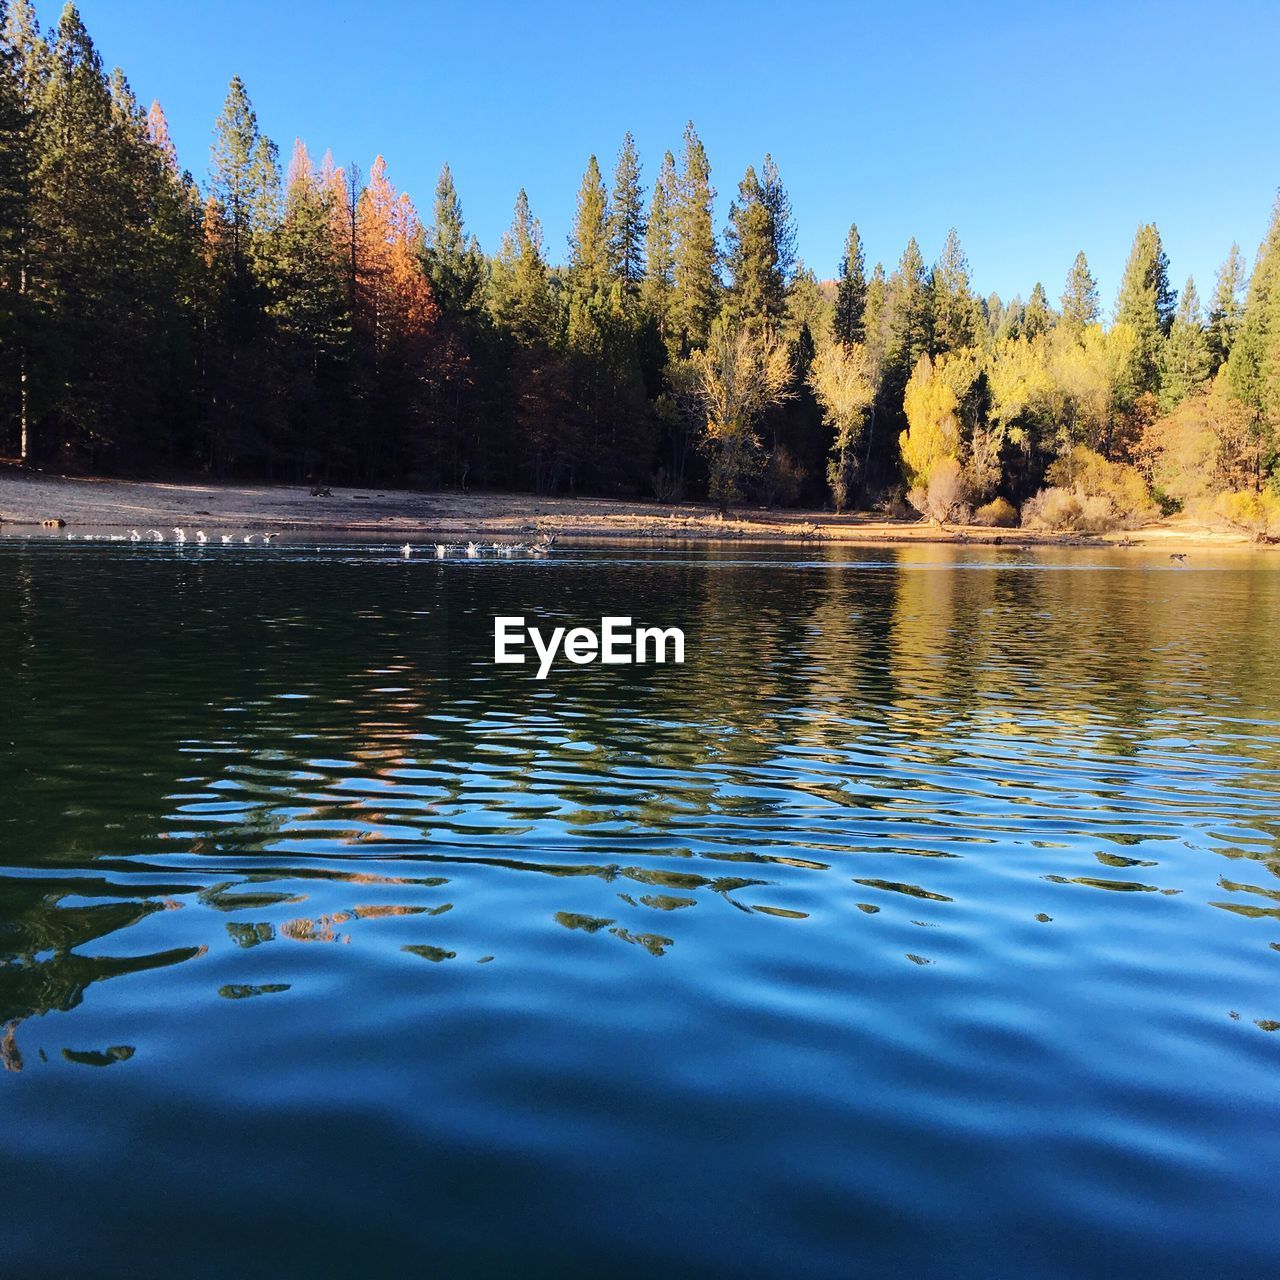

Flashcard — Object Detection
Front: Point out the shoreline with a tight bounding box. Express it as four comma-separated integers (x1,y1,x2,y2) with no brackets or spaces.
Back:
0,467,1268,550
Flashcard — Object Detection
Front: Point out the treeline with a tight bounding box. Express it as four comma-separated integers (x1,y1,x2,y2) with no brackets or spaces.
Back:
1,3,1279,532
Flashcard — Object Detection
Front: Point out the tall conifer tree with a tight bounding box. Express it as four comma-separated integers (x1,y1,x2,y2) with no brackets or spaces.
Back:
886,238,930,376
489,188,552,345
930,228,981,353
832,222,866,346
0,0,33,454
1226,199,1280,437
424,162,484,316
1115,222,1175,396
1060,251,1099,331
671,121,717,352
1207,243,1246,372
568,154,609,302
1022,282,1053,339
724,163,775,327
1159,276,1210,409
643,148,676,343
606,132,645,299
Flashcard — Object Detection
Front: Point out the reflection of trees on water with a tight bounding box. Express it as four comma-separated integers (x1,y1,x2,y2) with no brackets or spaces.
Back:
0,875,205,1069
3,544,1280,1060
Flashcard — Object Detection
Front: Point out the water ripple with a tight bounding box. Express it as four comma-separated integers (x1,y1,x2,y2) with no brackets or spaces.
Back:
2,541,1279,1275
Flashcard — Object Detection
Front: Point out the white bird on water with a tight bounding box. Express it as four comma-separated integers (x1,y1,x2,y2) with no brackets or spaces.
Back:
221,534,232,544
242,534,255,544
435,543,447,559
149,529,162,542
129,530,140,542
466,541,479,558
195,530,207,544
401,543,412,558
173,527,186,543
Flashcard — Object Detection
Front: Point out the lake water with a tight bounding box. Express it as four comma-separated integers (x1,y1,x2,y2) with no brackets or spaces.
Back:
2,538,1279,1277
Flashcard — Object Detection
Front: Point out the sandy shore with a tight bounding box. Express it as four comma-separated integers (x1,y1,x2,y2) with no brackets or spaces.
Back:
0,467,1265,549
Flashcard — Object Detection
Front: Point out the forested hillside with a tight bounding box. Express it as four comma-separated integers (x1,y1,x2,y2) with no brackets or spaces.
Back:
1,3,1278,533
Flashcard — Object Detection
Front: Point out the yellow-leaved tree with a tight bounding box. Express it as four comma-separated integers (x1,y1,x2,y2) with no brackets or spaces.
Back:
989,336,1054,449
900,354,966,523
1047,322,1136,455
808,341,875,510
683,318,793,513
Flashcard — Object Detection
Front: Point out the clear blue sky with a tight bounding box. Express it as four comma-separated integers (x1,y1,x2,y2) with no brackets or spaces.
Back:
44,0,1280,308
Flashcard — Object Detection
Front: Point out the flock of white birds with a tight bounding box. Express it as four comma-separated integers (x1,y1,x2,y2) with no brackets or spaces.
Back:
401,536,558,559
58,526,559,559
63,526,278,544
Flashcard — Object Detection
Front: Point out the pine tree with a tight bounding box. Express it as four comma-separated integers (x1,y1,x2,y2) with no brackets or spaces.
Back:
136,94,205,467
270,138,352,473
423,161,485,317
864,263,887,357
857,260,890,482
671,121,717,352
210,76,274,267
208,74,281,321
563,147,653,493
1022,282,1053,339
874,240,932,486
1226,198,1280,442
105,69,207,467
642,148,676,343
930,228,981,353
211,76,280,338
1061,251,1099,331
489,188,552,344
419,159,489,486
1115,222,1175,396
1159,276,1210,409
565,151,614,460
205,75,281,471
886,238,930,376
0,0,35,456
724,155,793,331
758,154,795,287
33,5,131,457
785,263,825,344
995,293,1024,343
568,153,609,301
1207,243,1246,372
0,1,42,460
831,222,866,346
430,161,463,256
724,163,771,325
606,131,645,299
1,0,42,99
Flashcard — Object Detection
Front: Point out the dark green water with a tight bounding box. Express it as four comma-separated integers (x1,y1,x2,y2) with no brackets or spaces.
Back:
2,538,1279,1278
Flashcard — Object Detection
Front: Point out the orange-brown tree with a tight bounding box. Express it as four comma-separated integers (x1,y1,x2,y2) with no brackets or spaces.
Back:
352,155,438,478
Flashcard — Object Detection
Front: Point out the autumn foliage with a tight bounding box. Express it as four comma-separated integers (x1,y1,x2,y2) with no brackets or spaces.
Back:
2,4,1279,511
355,156,438,360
